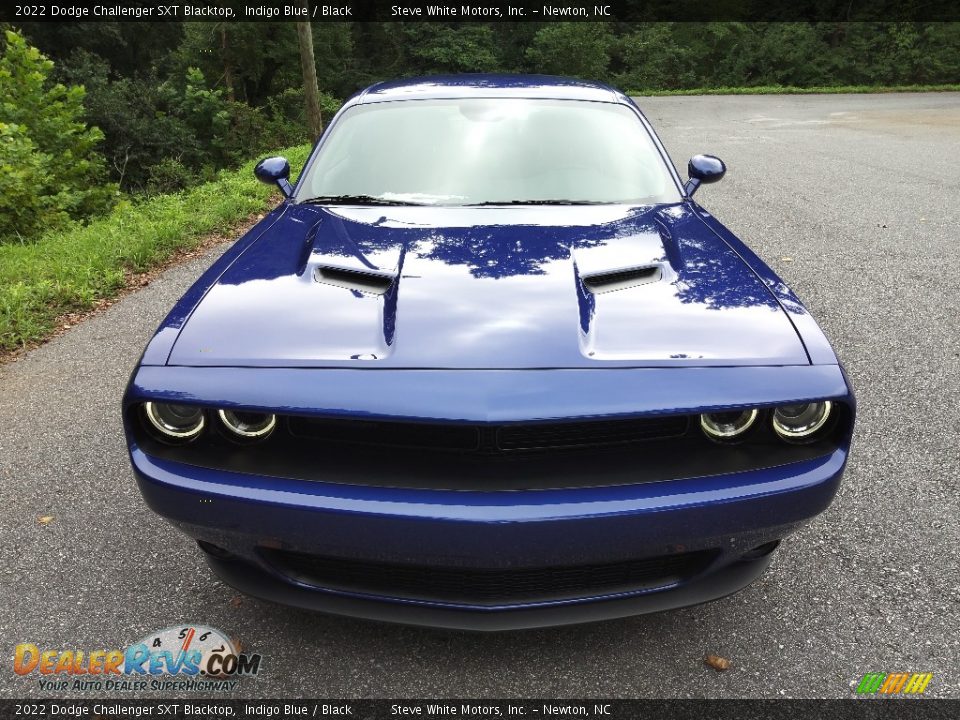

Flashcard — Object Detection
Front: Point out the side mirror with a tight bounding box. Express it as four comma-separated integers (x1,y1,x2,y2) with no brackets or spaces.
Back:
684,154,726,197
254,156,293,198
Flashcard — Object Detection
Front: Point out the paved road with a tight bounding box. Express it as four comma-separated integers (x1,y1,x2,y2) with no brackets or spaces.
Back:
1,94,958,699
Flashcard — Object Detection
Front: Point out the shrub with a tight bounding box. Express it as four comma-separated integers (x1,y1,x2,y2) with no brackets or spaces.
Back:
0,31,115,242
525,23,613,80
0,143,311,351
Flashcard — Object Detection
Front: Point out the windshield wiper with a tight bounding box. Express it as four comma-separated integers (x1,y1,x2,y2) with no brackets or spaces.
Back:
464,199,612,206
299,194,425,206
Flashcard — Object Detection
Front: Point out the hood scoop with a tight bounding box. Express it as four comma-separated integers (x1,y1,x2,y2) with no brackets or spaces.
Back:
582,264,662,294
166,204,811,369
314,263,396,295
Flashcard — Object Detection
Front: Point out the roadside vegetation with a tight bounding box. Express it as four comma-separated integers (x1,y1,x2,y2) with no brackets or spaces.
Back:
4,20,958,244
0,145,309,353
1,20,958,353
637,83,960,96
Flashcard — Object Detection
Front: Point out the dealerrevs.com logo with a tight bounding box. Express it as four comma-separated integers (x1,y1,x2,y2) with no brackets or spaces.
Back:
13,625,262,692
855,672,933,696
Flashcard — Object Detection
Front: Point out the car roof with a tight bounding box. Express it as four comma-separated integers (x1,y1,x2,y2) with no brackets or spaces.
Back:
354,74,628,105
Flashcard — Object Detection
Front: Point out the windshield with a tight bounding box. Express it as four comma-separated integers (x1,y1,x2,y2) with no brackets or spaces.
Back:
296,98,682,206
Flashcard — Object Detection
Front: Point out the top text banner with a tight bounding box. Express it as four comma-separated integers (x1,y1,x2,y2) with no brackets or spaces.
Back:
5,0,959,23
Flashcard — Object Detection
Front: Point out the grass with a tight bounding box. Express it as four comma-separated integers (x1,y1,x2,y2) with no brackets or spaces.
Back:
4,79,958,354
0,144,311,354
632,83,960,96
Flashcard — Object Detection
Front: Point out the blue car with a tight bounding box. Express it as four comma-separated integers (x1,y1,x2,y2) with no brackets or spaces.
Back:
123,75,855,630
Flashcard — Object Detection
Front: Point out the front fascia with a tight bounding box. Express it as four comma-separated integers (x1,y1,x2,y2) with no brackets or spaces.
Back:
125,364,850,423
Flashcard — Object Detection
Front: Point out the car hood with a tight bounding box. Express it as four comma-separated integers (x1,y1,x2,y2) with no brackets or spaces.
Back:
167,203,809,368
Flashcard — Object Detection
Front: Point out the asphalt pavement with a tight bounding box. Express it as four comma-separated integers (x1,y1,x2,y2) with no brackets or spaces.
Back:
1,93,958,699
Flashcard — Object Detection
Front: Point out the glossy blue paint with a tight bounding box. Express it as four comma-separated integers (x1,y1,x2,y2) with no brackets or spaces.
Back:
685,154,727,197
124,74,855,628
693,208,840,366
132,444,846,524
129,441,845,628
139,205,290,365
126,365,852,423
161,203,810,368
253,156,293,197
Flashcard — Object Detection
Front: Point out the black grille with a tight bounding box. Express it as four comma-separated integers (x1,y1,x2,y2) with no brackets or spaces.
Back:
264,549,716,604
498,416,688,451
289,417,478,450
287,415,689,453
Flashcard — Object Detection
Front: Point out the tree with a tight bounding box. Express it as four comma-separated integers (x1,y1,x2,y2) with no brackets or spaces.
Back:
172,23,299,106
56,49,198,192
0,31,114,241
525,23,613,79
402,24,501,74
295,1,323,140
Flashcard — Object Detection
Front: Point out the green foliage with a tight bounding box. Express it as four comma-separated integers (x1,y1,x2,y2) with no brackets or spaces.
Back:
13,22,183,77
526,23,613,78
633,84,960,96
403,24,501,73
145,157,197,195
0,144,311,352
16,20,960,202
612,22,960,91
55,55,310,192
53,49,198,193
0,122,60,241
0,31,115,242
172,23,300,105
616,24,699,90
3,19,959,350
267,87,343,128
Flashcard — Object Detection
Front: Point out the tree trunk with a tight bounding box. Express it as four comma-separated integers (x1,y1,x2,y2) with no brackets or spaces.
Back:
219,24,235,102
295,6,323,140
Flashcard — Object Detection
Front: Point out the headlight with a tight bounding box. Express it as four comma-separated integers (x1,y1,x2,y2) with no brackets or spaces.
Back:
700,408,758,441
772,401,833,442
144,402,205,441
218,409,276,440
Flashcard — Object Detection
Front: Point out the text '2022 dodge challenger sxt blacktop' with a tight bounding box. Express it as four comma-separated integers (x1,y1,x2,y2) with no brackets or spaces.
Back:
123,75,855,630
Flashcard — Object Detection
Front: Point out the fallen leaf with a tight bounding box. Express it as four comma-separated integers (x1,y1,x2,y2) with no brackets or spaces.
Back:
38,515,55,525
705,654,731,671
230,596,244,608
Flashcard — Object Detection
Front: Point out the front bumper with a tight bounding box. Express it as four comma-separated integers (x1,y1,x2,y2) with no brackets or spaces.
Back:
131,445,846,630
205,550,776,631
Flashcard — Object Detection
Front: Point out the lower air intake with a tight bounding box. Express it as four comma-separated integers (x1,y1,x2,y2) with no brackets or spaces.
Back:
263,549,717,604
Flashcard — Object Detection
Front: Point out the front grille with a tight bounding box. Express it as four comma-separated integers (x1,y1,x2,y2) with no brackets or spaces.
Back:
264,549,716,604
498,416,688,451
289,417,479,450
287,415,689,453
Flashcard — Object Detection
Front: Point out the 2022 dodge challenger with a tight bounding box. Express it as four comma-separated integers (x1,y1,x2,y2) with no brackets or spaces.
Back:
123,75,855,630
